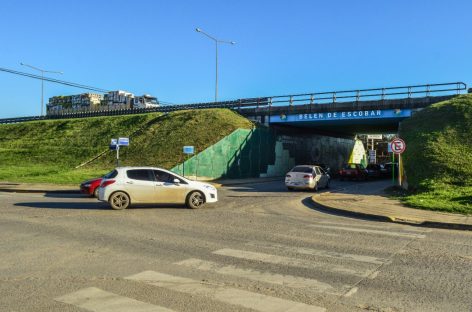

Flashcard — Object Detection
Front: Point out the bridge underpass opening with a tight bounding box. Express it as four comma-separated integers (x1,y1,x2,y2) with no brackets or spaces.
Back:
259,107,413,174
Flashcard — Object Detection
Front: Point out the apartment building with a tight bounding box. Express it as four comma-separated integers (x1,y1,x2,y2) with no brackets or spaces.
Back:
47,93,104,113
72,93,103,107
104,90,134,108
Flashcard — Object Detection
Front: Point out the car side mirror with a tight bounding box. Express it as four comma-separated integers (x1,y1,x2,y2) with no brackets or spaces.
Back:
173,178,180,184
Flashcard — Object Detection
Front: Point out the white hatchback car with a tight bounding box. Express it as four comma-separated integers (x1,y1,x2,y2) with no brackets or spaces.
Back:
285,165,330,191
98,167,218,210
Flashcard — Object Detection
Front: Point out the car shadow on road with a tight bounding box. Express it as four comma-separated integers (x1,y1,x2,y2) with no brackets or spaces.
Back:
43,192,87,199
14,201,191,210
14,201,110,210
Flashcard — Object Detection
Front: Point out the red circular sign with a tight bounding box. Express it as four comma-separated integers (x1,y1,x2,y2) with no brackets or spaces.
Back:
390,138,406,154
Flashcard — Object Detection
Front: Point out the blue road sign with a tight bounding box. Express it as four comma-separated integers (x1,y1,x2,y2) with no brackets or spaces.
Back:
118,137,129,146
183,146,195,154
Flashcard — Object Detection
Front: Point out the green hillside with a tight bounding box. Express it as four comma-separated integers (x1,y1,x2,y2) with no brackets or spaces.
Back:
0,109,253,184
400,94,472,214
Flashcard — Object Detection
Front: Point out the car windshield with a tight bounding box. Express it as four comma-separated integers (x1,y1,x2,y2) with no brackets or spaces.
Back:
103,169,118,179
291,166,313,173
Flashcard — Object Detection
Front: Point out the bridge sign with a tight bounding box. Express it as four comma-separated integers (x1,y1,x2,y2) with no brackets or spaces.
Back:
367,134,382,140
390,138,406,154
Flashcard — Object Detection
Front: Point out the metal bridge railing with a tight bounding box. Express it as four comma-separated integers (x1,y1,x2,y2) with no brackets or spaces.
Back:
264,82,467,108
0,82,467,124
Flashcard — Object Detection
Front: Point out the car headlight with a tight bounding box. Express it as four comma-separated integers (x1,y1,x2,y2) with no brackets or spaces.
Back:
202,184,216,191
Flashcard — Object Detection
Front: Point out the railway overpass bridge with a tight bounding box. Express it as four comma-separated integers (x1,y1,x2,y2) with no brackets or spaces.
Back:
237,82,467,136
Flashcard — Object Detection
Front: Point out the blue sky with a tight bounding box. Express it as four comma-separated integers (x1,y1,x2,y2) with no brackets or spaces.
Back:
1,0,471,117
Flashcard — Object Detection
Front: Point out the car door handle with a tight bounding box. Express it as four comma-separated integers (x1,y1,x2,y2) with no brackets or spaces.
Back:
126,181,134,184
155,182,163,186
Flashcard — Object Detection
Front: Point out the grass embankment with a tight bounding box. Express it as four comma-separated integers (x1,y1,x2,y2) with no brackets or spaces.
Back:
399,94,472,214
0,109,253,184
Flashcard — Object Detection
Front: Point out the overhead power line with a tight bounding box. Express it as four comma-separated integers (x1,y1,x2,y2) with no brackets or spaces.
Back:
0,66,110,93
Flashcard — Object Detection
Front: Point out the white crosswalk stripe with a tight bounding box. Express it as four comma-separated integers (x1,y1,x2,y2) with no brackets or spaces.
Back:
246,241,389,265
175,258,345,294
212,248,372,277
308,224,426,239
55,287,175,312
126,270,326,312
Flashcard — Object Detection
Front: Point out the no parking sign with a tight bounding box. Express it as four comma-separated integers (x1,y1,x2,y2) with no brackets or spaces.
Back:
390,138,406,154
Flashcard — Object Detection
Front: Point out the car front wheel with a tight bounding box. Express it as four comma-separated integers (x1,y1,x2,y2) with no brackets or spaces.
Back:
109,191,130,210
186,191,205,209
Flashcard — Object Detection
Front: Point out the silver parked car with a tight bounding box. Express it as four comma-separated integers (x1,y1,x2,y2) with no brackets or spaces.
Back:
98,167,218,210
285,165,330,191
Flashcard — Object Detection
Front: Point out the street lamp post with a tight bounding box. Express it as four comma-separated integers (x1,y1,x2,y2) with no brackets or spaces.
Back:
20,62,63,116
195,28,235,103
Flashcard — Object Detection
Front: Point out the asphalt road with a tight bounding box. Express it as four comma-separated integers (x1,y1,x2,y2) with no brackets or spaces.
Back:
1,179,471,312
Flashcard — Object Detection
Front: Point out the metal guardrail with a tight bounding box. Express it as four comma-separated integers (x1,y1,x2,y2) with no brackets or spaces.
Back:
0,116,47,124
265,82,466,107
0,82,466,124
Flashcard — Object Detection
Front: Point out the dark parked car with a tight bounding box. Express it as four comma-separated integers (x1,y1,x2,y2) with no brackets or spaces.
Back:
366,164,383,178
383,162,399,177
339,163,368,181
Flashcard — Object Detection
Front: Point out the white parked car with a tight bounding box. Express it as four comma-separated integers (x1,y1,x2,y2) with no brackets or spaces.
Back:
285,165,330,191
98,167,218,210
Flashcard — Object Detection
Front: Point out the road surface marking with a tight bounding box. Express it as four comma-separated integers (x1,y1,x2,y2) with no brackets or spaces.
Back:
55,287,174,312
175,258,342,294
287,228,341,237
279,231,340,240
247,242,389,265
368,271,380,279
126,271,326,312
308,225,426,239
316,220,432,233
212,248,370,277
344,287,358,297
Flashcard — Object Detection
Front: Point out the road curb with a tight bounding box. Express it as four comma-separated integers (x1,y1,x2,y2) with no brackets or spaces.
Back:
310,195,394,223
310,196,472,231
